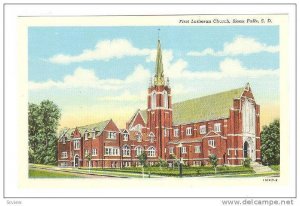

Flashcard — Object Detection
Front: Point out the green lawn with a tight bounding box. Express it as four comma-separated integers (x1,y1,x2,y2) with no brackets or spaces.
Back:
29,168,84,178
28,164,279,178
269,165,280,172
82,166,254,177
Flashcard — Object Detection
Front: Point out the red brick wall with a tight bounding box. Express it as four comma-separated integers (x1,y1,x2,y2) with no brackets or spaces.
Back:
58,85,261,167
57,136,71,166
147,84,172,160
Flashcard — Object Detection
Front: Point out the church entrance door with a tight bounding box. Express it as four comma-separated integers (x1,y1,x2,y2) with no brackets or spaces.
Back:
243,141,250,159
74,155,79,167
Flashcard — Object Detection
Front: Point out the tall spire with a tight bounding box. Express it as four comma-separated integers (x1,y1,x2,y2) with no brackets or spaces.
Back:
154,39,165,86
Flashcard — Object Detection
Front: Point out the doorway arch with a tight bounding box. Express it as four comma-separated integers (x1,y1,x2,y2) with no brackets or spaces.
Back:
243,141,250,158
74,154,79,167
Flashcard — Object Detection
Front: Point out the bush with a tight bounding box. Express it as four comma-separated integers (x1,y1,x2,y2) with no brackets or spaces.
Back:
243,157,251,168
158,157,168,169
261,119,280,165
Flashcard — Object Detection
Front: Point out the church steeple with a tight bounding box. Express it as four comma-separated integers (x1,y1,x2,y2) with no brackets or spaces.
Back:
154,40,165,86
147,37,172,160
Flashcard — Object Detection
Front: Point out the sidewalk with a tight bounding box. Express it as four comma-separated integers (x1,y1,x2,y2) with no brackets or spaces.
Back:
29,164,163,178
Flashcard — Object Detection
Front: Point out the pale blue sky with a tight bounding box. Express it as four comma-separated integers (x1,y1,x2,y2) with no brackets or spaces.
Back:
29,26,279,81
28,26,280,128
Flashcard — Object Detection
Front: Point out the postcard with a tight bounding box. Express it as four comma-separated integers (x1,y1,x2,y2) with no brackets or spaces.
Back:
2,3,297,203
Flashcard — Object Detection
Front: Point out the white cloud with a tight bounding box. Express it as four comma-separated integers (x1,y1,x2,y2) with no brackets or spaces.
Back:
218,58,279,78
29,68,118,90
29,65,151,91
125,65,151,83
164,58,279,81
187,48,216,57
187,36,279,57
165,59,188,78
161,57,279,104
48,39,153,64
48,38,175,66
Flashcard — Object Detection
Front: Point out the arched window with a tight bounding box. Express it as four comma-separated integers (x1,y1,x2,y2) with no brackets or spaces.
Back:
122,145,130,157
163,91,168,108
73,140,80,150
242,99,256,134
135,146,143,156
147,146,156,157
123,132,129,141
149,132,155,143
136,134,142,142
151,91,156,109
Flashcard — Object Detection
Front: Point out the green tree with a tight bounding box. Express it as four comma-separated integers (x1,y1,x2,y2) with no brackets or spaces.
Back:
261,119,280,165
28,103,41,163
209,154,218,174
28,100,61,165
138,151,147,178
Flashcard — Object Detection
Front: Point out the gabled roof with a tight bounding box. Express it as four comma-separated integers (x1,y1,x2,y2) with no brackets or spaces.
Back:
62,119,111,137
139,87,245,125
127,109,146,129
172,87,244,125
202,131,227,140
140,110,147,123
58,128,71,141
127,109,140,126
120,129,128,133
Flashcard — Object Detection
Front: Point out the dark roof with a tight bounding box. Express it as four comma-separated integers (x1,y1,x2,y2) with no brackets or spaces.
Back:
60,119,111,138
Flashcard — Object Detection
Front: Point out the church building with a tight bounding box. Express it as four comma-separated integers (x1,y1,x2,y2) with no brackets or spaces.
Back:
57,39,261,168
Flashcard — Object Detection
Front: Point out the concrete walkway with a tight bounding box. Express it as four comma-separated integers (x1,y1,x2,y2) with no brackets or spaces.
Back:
30,167,106,178
30,165,129,178
250,162,274,174
29,164,163,178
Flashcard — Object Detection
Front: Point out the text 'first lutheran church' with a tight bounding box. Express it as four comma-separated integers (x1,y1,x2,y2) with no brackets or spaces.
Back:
58,39,261,168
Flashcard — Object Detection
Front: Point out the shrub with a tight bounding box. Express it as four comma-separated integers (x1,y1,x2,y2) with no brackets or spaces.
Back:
158,157,168,169
243,157,251,168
